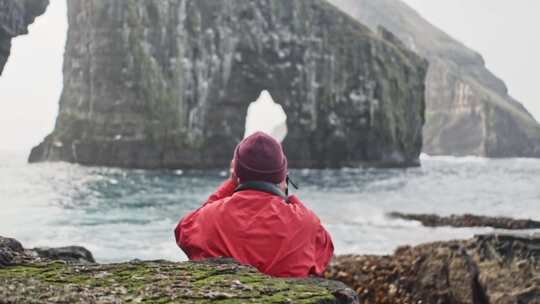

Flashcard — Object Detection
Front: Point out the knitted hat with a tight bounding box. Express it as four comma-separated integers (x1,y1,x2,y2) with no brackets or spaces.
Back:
233,132,288,184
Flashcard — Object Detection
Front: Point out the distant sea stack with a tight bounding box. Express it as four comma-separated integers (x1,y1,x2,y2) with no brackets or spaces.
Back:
0,0,49,75
29,0,428,169
328,0,540,158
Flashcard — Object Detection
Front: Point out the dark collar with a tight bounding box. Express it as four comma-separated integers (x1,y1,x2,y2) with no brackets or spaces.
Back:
234,181,289,204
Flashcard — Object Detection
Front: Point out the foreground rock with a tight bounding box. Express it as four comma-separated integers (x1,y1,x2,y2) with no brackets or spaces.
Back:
0,0,49,75
326,234,540,304
389,212,540,230
30,0,427,169
0,237,358,303
328,0,540,158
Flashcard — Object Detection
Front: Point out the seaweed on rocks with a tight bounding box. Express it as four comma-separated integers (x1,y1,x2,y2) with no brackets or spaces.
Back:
326,234,540,304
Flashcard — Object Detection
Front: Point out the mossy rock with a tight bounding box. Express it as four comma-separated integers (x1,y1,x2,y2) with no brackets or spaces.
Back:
0,258,357,303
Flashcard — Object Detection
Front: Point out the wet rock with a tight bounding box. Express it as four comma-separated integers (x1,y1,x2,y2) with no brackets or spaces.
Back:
31,246,95,264
0,0,49,75
1,236,96,267
327,0,540,158
29,0,428,169
388,212,540,230
0,237,24,267
326,233,540,304
302,278,361,304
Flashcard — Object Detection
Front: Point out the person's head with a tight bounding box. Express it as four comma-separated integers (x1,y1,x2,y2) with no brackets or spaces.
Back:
233,132,288,191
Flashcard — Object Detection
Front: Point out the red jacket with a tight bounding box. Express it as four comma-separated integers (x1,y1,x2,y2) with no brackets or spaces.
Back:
175,179,334,277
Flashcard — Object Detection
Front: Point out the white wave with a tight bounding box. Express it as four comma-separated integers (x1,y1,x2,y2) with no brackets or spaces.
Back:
421,153,489,163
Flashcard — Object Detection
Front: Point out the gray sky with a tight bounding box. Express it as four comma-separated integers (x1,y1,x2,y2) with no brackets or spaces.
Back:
401,0,540,121
0,0,66,152
0,0,538,152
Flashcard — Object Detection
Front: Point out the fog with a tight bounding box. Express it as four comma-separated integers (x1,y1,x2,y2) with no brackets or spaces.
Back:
402,0,540,125
0,0,66,151
0,0,538,152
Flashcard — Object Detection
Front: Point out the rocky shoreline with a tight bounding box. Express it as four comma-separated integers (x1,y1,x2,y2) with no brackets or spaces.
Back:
2,233,539,303
326,233,540,304
388,212,540,230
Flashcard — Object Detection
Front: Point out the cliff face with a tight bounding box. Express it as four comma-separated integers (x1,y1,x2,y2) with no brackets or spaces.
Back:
0,0,49,75
29,0,428,169
328,0,540,157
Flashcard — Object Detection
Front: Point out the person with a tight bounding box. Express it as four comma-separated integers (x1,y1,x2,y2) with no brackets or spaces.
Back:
174,132,334,278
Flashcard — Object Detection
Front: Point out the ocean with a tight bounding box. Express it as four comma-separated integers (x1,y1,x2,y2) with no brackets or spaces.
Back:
1,150,539,263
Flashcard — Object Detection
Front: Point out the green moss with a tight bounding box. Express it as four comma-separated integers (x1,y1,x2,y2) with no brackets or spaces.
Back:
0,260,341,303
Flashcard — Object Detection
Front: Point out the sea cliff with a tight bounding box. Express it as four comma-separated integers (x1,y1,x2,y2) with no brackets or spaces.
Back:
29,0,428,169
328,0,540,158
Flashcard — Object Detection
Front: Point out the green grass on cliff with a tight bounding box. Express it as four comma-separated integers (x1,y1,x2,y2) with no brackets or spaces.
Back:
0,260,337,303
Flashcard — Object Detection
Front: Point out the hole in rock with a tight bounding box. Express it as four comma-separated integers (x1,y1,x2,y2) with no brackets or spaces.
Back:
244,90,288,143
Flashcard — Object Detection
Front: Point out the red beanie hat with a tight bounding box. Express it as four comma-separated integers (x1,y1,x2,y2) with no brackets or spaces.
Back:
234,132,288,184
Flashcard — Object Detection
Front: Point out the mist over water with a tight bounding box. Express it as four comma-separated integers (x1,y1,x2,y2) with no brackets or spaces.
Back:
1,151,539,263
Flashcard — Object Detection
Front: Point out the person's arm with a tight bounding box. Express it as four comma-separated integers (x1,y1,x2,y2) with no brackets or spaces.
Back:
203,158,239,206
175,176,237,244
174,177,237,258
175,159,240,259
204,178,238,206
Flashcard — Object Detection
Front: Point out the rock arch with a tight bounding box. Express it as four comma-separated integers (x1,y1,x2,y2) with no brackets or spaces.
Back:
29,0,427,169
